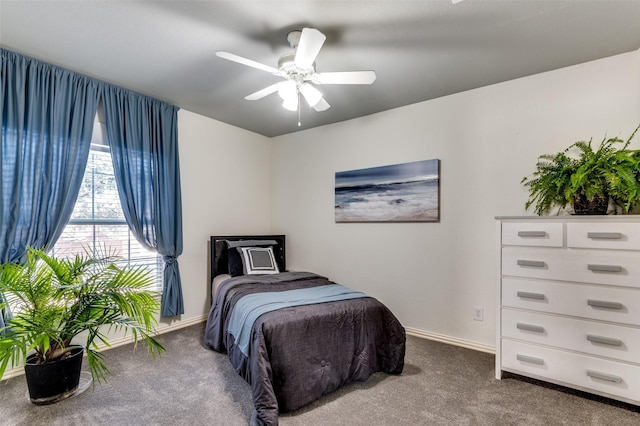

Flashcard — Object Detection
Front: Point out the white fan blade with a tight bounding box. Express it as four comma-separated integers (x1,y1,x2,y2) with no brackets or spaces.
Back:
314,71,377,85
313,98,330,112
245,84,279,101
216,51,279,74
299,83,323,107
294,28,326,69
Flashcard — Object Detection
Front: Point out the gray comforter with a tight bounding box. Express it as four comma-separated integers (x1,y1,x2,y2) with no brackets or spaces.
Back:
204,272,406,426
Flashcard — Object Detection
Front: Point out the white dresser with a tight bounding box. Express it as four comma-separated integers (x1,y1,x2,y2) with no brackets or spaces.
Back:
496,216,640,406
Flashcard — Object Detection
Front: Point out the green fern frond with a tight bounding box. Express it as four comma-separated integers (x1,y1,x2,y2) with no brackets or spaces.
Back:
522,126,640,215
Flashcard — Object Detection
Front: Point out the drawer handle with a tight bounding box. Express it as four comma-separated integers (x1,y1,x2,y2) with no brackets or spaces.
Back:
587,232,623,240
586,369,622,383
587,334,623,347
517,259,546,268
516,354,544,365
517,323,545,333
587,299,623,310
517,231,547,238
587,264,623,273
517,291,546,301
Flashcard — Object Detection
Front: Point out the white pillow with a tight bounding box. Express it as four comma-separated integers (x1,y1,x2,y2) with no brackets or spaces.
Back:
239,247,280,275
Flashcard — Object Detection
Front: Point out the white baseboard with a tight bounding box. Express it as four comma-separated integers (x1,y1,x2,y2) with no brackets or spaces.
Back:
405,326,495,355
1,314,209,382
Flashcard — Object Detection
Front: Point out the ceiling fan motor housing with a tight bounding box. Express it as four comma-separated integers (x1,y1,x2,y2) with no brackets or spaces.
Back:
286,30,302,49
278,53,315,79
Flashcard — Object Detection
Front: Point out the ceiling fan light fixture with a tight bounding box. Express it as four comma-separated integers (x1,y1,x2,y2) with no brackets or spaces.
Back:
277,80,297,101
282,96,298,112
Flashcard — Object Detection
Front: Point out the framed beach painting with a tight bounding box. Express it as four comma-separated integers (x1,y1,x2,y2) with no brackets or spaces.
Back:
335,159,440,223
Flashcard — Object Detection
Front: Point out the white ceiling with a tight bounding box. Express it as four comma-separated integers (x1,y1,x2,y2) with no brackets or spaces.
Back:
1,1,639,137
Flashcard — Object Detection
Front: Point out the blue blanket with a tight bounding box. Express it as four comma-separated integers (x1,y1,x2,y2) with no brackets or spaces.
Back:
227,284,368,356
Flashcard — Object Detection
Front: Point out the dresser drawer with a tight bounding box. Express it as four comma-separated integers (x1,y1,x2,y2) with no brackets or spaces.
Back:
501,222,563,247
501,308,640,363
501,340,640,404
501,277,640,325
567,222,640,250
502,246,640,288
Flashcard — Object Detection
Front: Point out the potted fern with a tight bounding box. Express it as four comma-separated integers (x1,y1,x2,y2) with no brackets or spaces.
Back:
521,127,640,215
0,247,165,404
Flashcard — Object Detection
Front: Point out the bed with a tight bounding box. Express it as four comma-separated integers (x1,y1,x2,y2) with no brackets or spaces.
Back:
204,235,406,426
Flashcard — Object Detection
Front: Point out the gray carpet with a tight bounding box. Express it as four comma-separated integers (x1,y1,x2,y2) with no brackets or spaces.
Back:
0,322,639,425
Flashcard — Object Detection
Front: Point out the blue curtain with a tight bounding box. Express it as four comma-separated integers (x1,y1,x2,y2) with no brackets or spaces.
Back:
1,49,100,329
102,86,184,317
0,50,99,262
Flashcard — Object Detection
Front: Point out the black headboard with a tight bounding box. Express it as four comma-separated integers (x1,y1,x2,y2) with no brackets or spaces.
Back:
210,235,286,278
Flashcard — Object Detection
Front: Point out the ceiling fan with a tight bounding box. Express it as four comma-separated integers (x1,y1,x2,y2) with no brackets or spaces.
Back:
216,28,376,117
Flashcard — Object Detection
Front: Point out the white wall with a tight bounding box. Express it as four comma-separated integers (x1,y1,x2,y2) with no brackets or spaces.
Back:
161,109,272,326
271,51,640,349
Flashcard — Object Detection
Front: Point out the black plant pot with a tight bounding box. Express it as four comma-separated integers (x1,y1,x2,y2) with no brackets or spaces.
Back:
573,195,609,215
24,346,84,405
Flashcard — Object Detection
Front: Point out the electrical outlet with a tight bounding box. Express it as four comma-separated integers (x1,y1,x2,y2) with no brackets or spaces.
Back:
473,306,484,321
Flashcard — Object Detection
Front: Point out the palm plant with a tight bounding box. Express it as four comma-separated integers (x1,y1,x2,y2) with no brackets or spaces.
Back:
0,246,165,384
522,127,640,215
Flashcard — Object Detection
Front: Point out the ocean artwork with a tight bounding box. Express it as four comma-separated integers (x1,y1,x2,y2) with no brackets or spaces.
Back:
335,159,440,222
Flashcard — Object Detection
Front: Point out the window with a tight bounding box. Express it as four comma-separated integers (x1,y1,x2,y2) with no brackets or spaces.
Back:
53,112,163,290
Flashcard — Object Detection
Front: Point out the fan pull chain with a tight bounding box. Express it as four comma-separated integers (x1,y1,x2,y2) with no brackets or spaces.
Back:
297,90,301,126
